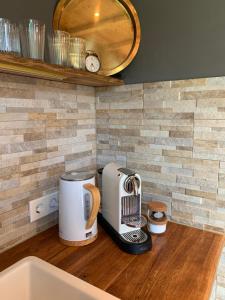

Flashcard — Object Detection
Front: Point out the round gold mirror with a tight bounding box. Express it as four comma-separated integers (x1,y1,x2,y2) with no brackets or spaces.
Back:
53,0,141,76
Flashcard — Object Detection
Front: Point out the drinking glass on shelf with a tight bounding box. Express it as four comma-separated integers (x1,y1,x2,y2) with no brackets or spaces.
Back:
19,19,45,60
48,30,70,66
0,18,21,55
7,23,21,55
0,18,10,52
69,37,86,70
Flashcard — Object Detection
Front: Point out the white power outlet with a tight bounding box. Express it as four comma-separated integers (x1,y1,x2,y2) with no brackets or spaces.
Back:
29,192,58,223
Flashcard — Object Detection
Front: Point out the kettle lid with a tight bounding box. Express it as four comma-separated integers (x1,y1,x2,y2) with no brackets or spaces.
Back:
61,171,95,182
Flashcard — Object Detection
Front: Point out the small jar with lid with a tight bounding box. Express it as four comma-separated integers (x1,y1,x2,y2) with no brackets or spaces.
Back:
147,201,168,234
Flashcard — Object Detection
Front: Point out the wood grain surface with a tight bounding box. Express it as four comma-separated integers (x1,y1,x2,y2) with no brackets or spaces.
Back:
0,222,224,300
147,201,167,212
83,183,101,229
0,53,123,87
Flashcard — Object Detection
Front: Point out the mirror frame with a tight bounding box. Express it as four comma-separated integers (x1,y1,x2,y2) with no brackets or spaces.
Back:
53,0,141,76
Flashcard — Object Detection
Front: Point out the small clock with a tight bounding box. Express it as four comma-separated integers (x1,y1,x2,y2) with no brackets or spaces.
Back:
85,51,101,73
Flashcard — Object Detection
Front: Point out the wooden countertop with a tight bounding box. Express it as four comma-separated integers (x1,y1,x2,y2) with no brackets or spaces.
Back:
0,222,224,300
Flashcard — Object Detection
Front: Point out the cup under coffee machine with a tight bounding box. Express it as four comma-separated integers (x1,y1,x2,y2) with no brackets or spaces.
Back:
98,162,152,254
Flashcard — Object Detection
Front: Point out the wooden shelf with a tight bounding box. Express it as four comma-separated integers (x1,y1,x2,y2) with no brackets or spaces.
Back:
0,53,124,87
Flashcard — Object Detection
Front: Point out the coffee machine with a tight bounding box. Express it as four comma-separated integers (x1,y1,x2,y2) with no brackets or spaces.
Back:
98,162,152,254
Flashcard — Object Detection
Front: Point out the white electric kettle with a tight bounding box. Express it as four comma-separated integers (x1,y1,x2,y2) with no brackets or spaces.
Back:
59,172,100,246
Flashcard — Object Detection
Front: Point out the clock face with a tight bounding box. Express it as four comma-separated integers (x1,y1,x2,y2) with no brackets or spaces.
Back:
85,55,101,73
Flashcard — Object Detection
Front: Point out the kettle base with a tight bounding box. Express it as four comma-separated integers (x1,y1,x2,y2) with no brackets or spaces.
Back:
98,213,152,254
59,234,97,247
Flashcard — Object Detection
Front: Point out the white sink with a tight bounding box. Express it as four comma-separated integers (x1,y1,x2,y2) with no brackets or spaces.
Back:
0,256,119,300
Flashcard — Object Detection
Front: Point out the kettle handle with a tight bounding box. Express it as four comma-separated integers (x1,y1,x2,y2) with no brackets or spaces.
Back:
83,183,100,230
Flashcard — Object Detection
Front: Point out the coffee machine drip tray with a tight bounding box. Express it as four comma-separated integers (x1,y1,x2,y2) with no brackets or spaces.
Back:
121,229,148,243
122,215,147,228
98,213,152,255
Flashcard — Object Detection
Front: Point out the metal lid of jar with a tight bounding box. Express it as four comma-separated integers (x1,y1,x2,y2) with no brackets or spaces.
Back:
60,171,95,182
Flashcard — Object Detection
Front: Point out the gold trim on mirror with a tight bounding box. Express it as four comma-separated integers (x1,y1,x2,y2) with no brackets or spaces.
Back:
53,0,141,76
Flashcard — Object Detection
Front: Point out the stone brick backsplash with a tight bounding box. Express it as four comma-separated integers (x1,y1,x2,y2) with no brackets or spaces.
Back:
0,74,96,253
96,77,225,299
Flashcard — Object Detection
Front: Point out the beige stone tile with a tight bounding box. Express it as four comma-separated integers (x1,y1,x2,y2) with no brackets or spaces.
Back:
46,128,77,140
110,100,143,110
163,147,192,158
145,120,194,128
77,128,96,136
24,132,46,141
97,83,143,95
172,201,210,218
6,107,44,113
66,157,96,172
169,131,193,138
195,112,225,120
9,140,47,154
53,143,93,157
172,210,193,223
143,81,171,89
28,112,56,120
198,217,225,230
160,125,193,132
172,192,202,204
20,171,48,186
220,161,225,169
171,78,206,88
140,130,169,137
181,90,225,100
0,165,20,180
144,112,194,120
177,174,218,188
0,120,45,130
0,98,50,108
0,105,6,112
207,77,225,86
197,99,225,109
1,150,33,161
193,150,225,161
143,98,164,109
0,178,20,191
0,113,28,121
194,169,219,180
162,166,193,176
143,183,172,201
194,140,219,149
134,145,162,155
154,137,193,147
127,161,161,173
162,149,193,158
144,88,179,102
46,136,86,147
0,135,24,144
0,87,34,98
98,91,142,103
164,100,197,112
186,189,217,200
47,119,78,128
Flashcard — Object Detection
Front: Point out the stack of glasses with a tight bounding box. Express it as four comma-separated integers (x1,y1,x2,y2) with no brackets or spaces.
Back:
48,30,70,67
19,19,45,60
0,18,21,56
48,34,87,69
69,37,86,70
0,18,88,70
